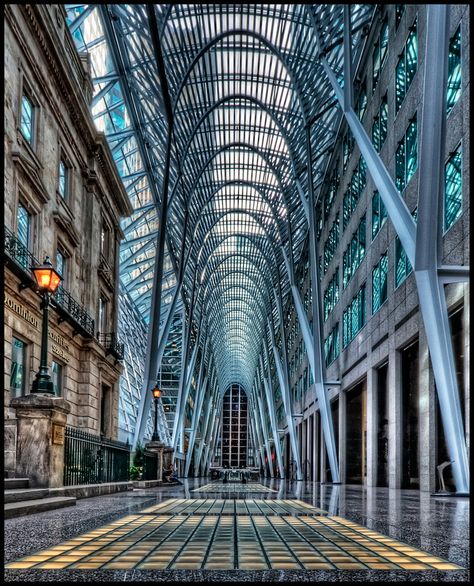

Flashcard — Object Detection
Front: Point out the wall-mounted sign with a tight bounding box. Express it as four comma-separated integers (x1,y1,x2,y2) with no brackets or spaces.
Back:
52,424,65,445
5,293,70,362
4,293,39,327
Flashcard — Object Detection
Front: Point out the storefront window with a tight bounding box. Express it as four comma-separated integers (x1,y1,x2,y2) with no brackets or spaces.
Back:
10,337,27,398
51,361,63,397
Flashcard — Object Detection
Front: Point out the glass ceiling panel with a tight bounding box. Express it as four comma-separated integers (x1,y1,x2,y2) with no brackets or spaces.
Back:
67,4,375,412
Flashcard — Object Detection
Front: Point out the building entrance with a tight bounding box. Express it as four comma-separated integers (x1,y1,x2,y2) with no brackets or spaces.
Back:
345,381,367,484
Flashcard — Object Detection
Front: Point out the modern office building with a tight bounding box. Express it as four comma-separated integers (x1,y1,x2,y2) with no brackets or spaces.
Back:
4,4,469,582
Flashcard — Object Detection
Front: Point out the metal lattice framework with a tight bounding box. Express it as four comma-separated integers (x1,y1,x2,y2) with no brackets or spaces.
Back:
66,5,469,493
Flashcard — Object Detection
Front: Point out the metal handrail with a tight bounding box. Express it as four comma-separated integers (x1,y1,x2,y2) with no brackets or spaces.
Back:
97,332,125,360
4,226,95,338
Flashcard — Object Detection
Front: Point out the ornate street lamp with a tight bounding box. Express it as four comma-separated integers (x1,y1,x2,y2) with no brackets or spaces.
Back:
31,256,62,394
151,384,161,441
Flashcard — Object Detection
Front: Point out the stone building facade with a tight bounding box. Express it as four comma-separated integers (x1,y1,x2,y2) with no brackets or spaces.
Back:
4,4,133,473
277,4,469,492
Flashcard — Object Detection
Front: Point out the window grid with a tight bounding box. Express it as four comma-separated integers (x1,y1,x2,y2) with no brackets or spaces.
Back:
371,191,387,240
323,214,340,275
372,94,388,153
372,252,388,314
343,214,366,288
395,114,417,193
323,268,339,321
20,94,34,144
343,285,366,348
324,323,340,367
444,145,462,231
343,157,367,231
372,19,389,91
395,19,417,113
447,26,461,114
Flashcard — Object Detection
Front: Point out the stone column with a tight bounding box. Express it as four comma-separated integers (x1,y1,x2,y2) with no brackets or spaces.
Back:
338,392,346,484
388,347,402,489
366,367,378,487
144,440,164,482
11,394,71,488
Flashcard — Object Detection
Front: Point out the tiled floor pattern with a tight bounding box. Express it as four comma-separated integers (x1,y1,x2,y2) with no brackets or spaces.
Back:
192,482,276,493
6,498,463,571
141,498,324,516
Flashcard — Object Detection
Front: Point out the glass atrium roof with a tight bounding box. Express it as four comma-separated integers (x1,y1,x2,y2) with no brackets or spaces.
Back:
66,4,374,397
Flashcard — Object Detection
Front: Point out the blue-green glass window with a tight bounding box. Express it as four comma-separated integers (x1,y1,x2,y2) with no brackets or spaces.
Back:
17,203,30,249
372,95,388,153
406,115,417,183
395,236,411,287
343,158,366,231
20,94,34,144
371,191,387,240
324,323,340,367
324,167,339,221
395,20,417,113
323,214,339,274
395,207,417,286
58,159,68,199
372,252,388,314
323,268,339,321
406,24,418,86
395,114,417,192
51,361,63,397
343,131,354,172
395,54,406,114
444,145,462,231
10,337,27,398
343,215,366,288
343,285,366,348
395,5,405,29
357,81,367,121
373,20,389,91
447,26,461,115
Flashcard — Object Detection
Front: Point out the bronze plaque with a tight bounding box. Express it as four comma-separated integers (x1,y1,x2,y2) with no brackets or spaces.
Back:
52,424,65,445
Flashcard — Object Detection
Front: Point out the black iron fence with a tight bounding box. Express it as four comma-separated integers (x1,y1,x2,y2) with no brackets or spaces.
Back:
64,427,130,486
143,449,159,480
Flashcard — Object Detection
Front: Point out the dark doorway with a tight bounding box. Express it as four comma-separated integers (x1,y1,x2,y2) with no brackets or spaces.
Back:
435,307,466,492
401,340,419,489
346,381,367,484
100,384,111,437
376,362,389,487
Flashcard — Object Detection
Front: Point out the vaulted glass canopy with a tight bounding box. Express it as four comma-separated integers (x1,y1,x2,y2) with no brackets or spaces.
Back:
66,4,374,436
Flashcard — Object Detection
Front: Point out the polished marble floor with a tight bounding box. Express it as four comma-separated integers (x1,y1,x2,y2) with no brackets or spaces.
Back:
4,478,469,582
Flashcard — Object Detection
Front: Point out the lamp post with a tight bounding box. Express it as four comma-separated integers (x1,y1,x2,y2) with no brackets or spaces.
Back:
151,384,161,441
31,256,62,394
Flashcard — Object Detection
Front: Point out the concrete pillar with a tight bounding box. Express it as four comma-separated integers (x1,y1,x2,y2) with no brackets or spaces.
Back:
306,416,312,481
144,440,164,482
11,394,71,488
388,348,402,489
320,417,326,483
418,327,437,493
338,393,346,484
366,367,378,487
313,412,319,483
463,285,469,455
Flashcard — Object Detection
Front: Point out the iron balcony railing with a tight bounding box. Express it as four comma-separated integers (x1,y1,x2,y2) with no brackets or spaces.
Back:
63,427,130,486
97,332,125,361
4,226,95,338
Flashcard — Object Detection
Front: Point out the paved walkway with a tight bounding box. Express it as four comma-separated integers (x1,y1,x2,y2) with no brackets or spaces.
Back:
4,479,469,582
